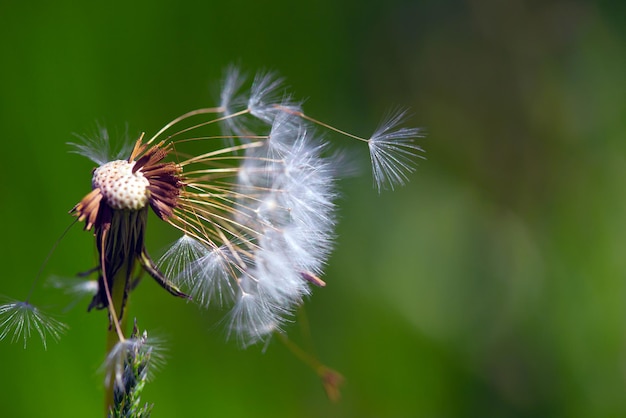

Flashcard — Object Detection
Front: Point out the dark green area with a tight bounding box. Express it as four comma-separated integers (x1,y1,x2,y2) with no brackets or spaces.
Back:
1,1,625,417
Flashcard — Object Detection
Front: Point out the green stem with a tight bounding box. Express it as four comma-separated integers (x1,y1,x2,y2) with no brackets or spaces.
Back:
103,263,131,416
99,210,144,416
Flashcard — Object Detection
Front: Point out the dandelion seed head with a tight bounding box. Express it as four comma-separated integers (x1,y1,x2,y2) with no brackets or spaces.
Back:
92,160,150,210
72,138,187,321
0,299,67,349
67,66,421,345
157,76,346,344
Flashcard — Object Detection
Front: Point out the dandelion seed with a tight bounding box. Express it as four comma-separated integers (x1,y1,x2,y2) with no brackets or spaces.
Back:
219,65,250,138
47,276,99,311
158,236,236,307
0,299,67,349
368,109,425,192
69,66,422,345
48,276,99,299
227,289,287,346
220,65,246,115
248,71,296,123
69,125,134,166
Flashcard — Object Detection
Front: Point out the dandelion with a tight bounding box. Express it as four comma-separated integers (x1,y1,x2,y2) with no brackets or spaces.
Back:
71,131,189,341
67,67,422,347
0,66,422,413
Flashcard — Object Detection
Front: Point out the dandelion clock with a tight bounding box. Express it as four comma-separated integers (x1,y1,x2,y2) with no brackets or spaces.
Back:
1,67,423,415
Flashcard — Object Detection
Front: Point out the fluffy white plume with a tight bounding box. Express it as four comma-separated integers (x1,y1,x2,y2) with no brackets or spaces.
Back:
153,68,421,345
368,109,424,192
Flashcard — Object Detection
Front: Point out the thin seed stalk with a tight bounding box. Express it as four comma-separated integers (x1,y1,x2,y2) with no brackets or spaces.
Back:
275,332,345,402
104,267,130,416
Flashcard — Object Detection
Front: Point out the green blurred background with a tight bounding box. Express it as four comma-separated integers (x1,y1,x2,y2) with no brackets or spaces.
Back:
1,0,625,417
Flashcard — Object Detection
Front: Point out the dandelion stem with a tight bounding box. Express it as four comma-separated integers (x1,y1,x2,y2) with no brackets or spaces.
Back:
99,229,129,415
103,274,130,415
99,230,126,342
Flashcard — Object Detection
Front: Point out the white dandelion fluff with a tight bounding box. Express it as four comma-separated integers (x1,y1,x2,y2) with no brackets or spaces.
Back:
0,299,67,349
48,276,99,299
368,109,424,192
158,236,236,307
64,66,422,346
69,125,134,166
0,64,421,418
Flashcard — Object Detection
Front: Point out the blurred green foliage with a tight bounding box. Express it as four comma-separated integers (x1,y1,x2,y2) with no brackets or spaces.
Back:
1,0,625,417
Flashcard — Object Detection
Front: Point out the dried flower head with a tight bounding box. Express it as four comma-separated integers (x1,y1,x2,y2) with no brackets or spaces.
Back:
67,67,423,345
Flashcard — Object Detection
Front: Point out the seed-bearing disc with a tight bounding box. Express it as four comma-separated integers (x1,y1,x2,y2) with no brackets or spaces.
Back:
92,160,150,210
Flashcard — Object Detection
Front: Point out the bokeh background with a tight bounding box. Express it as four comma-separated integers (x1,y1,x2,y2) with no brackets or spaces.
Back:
1,0,625,417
